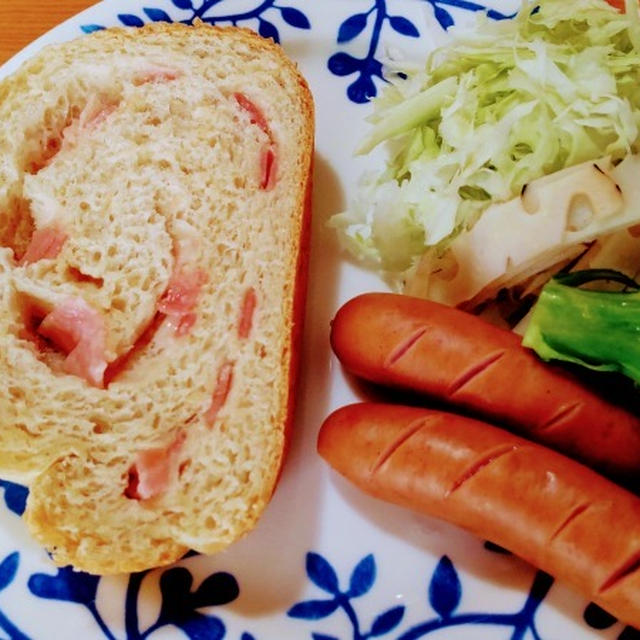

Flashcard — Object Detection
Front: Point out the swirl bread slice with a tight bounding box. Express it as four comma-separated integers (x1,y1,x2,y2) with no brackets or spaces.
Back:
0,22,314,574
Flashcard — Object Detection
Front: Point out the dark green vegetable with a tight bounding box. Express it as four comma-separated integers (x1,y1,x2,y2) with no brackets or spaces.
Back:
522,269,640,384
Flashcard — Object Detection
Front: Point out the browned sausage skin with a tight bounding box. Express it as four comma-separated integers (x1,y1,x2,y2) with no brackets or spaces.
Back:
318,402,640,628
330,293,640,480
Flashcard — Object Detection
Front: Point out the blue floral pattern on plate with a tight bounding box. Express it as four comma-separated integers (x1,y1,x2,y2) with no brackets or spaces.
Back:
328,0,514,103
0,477,635,637
288,552,554,640
82,0,311,45
79,0,517,103
0,1,637,638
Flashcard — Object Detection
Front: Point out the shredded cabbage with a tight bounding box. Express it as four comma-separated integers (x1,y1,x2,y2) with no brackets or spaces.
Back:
331,0,640,283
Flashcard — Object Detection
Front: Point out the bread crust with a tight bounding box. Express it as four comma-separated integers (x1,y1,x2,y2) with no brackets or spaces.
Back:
0,21,314,574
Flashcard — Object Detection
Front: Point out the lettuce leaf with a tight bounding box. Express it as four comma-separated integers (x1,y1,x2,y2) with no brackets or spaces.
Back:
523,269,640,384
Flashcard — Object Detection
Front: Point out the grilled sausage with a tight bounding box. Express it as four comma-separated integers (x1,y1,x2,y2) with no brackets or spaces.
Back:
318,402,640,628
330,293,640,480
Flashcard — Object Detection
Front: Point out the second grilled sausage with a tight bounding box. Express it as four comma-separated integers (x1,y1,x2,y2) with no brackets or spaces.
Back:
318,402,640,628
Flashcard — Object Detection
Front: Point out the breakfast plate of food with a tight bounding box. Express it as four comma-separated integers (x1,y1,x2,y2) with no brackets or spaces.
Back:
1,0,640,638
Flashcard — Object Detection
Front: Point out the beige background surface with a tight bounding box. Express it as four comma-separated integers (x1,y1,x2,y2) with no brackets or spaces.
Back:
0,0,94,64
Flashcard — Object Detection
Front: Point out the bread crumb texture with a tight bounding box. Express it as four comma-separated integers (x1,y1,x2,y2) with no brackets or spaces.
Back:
0,22,314,574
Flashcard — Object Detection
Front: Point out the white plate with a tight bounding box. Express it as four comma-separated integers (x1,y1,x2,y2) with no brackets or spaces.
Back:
0,1,633,638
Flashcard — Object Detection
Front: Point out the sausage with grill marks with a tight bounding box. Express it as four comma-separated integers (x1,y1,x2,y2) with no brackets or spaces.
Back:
318,402,640,628
330,293,640,480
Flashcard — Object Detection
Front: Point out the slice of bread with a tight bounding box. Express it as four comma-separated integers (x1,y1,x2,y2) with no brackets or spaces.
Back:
0,21,314,574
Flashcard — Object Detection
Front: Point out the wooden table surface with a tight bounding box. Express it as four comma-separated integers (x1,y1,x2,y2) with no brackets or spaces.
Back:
0,0,94,65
